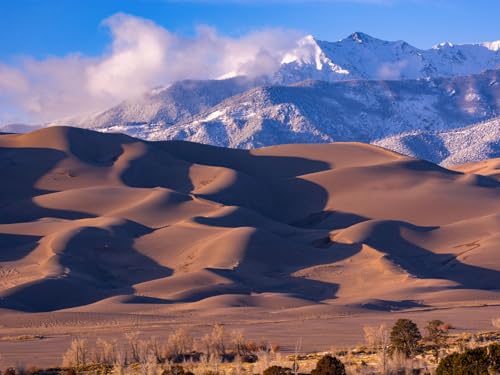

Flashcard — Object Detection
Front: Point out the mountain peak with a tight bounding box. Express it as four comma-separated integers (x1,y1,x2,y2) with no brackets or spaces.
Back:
433,41,455,49
345,32,376,43
280,34,325,67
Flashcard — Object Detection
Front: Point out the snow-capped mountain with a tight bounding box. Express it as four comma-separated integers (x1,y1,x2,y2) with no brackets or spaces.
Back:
275,32,500,83
139,69,500,149
51,32,500,133
33,32,500,165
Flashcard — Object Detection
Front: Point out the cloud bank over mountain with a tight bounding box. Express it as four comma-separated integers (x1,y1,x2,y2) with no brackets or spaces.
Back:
0,13,299,123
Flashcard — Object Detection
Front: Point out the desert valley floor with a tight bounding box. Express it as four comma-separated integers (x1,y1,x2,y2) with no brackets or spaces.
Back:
0,127,499,366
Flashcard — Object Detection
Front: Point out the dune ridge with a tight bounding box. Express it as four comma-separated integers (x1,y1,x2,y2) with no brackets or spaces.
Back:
0,126,499,314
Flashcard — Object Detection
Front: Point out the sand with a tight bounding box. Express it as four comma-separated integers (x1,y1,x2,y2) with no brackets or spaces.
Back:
0,127,499,366
450,157,500,181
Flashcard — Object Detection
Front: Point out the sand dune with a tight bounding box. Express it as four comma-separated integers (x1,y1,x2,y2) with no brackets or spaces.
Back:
0,126,499,316
450,157,500,181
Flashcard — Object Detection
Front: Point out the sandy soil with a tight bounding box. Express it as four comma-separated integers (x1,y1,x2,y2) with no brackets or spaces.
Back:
0,127,499,367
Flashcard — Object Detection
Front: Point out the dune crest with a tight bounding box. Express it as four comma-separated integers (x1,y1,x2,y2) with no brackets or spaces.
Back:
0,126,499,314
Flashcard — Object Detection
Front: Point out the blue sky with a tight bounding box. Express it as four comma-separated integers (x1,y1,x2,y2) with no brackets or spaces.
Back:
1,0,500,60
1,0,499,124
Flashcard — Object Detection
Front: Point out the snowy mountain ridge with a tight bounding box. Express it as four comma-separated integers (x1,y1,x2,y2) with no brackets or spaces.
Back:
275,32,500,83
71,69,499,166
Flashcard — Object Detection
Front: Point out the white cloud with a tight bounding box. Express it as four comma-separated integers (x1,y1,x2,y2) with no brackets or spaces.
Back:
0,13,300,124
377,60,409,80
86,14,171,98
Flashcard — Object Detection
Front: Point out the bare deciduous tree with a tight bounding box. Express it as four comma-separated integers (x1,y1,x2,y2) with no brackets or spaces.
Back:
364,324,390,373
166,328,194,360
125,331,141,363
92,338,118,365
199,324,226,359
62,337,89,367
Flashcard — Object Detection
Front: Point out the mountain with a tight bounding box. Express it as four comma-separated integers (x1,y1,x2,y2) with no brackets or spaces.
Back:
374,116,500,166
147,69,500,149
0,123,42,134
49,33,500,132
275,32,500,83
0,126,499,315
49,76,259,134
36,33,500,165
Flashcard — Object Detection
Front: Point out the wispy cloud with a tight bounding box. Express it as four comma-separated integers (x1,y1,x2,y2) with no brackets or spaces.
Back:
0,13,300,124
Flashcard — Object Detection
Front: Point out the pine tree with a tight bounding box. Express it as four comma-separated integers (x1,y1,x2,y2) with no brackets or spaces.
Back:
389,319,422,358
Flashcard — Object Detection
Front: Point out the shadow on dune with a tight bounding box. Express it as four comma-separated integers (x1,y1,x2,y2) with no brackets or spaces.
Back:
0,146,79,224
120,146,195,193
151,140,333,221
0,233,42,262
0,199,95,224
398,159,459,175
0,221,172,312
208,268,340,303
165,202,369,304
158,140,332,178
290,210,370,230
0,145,98,224
353,299,429,312
1,129,333,225
0,147,66,203
65,127,132,167
169,211,364,303
355,220,500,290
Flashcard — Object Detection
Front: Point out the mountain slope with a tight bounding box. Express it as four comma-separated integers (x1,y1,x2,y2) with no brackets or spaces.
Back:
374,117,500,165
50,76,259,133
146,69,500,148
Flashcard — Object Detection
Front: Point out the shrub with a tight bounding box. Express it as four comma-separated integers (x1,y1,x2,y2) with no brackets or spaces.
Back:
125,331,141,363
92,338,118,365
24,366,39,375
311,355,346,375
424,320,449,360
441,322,454,331
390,319,422,358
488,343,500,372
262,366,292,375
61,338,89,367
436,343,500,375
166,328,194,361
364,324,390,373
198,324,226,359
